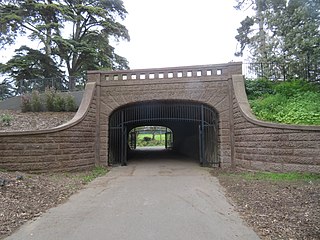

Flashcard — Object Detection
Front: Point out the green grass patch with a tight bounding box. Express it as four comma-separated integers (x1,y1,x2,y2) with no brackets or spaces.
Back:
240,172,320,181
81,166,108,183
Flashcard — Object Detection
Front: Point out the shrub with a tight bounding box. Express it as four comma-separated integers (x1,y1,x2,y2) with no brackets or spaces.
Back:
45,88,56,111
53,94,65,112
30,90,42,112
245,78,275,100
21,90,78,112
273,80,316,97
65,94,77,112
0,113,13,126
21,94,31,112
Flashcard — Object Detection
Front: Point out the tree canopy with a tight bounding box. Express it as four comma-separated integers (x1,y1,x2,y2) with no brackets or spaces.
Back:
0,0,129,90
235,0,320,80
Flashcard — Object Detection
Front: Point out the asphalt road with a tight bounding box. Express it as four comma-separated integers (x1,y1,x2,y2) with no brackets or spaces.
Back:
6,151,260,240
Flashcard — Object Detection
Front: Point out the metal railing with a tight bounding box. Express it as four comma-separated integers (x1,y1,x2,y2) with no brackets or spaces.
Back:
0,76,86,100
243,62,320,81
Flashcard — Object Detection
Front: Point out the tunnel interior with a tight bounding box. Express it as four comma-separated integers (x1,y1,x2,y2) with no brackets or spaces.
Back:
108,100,219,167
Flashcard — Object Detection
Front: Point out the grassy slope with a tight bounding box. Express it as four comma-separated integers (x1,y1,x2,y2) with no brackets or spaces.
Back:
246,79,320,125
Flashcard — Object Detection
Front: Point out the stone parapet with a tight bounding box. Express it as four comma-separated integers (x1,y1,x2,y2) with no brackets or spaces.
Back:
88,62,242,82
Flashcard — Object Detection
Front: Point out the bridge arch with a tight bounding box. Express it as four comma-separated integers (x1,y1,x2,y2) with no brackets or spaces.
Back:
92,63,239,168
108,100,219,166
1,62,319,173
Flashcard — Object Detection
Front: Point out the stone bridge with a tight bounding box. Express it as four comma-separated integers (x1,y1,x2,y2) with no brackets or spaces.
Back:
0,62,319,172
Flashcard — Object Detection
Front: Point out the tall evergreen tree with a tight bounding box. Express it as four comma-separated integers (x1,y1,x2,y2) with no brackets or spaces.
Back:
0,0,130,89
1,46,64,93
235,0,320,80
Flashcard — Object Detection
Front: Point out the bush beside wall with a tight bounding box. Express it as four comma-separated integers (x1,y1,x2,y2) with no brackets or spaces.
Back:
21,89,78,112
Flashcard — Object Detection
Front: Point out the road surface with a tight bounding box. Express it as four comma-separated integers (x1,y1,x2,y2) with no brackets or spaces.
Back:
6,150,260,240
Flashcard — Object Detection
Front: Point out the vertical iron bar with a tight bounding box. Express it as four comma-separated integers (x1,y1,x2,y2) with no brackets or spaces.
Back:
134,128,137,149
121,110,125,165
201,105,206,166
123,126,127,166
165,127,168,149
198,124,203,165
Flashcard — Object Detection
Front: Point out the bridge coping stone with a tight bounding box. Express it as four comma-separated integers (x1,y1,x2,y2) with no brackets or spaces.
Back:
88,62,242,82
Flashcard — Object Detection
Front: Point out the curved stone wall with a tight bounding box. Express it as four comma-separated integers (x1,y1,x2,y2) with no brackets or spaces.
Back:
1,63,318,173
232,75,320,172
0,83,97,172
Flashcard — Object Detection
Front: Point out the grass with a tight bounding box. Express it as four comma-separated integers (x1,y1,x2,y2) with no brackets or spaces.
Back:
81,166,108,183
238,171,320,181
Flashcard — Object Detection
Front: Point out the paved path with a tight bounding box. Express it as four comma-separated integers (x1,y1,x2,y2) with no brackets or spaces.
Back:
6,151,260,240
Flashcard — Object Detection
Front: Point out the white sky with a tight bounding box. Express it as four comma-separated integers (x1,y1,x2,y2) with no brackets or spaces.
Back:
115,0,248,69
0,0,249,70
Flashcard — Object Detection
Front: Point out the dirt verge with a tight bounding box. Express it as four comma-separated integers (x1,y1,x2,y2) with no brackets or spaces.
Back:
0,110,75,132
0,171,88,239
212,169,320,240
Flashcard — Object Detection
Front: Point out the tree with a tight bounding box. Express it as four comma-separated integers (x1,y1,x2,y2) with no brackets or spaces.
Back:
235,0,268,61
0,0,129,89
1,45,64,94
0,78,14,100
235,0,320,81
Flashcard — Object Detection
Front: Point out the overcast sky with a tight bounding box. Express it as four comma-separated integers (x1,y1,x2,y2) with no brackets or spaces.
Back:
115,0,248,69
0,0,249,69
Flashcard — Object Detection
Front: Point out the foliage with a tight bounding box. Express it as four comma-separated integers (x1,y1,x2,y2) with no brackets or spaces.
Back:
0,0,130,89
235,0,320,81
21,94,32,112
21,90,78,112
52,94,65,112
245,78,275,100
136,133,166,147
143,136,152,142
45,88,56,111
247,79,320,125
30,90,42,112
0,46,64,94
64,95,77,112
0,113,13,126
0,78,14,100
82,166,108,183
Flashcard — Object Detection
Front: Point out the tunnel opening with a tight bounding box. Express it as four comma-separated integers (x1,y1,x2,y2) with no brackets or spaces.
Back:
108,100,219,167
128,126,173,150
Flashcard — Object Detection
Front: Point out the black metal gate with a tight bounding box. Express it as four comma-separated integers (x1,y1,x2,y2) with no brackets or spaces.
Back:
198,105,219,166
108,101,219,166
165,129,173,149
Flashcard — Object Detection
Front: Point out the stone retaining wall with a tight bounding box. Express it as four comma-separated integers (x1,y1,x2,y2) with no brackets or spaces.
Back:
232,75,320,172
0,83,97,172
0,64,319,173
